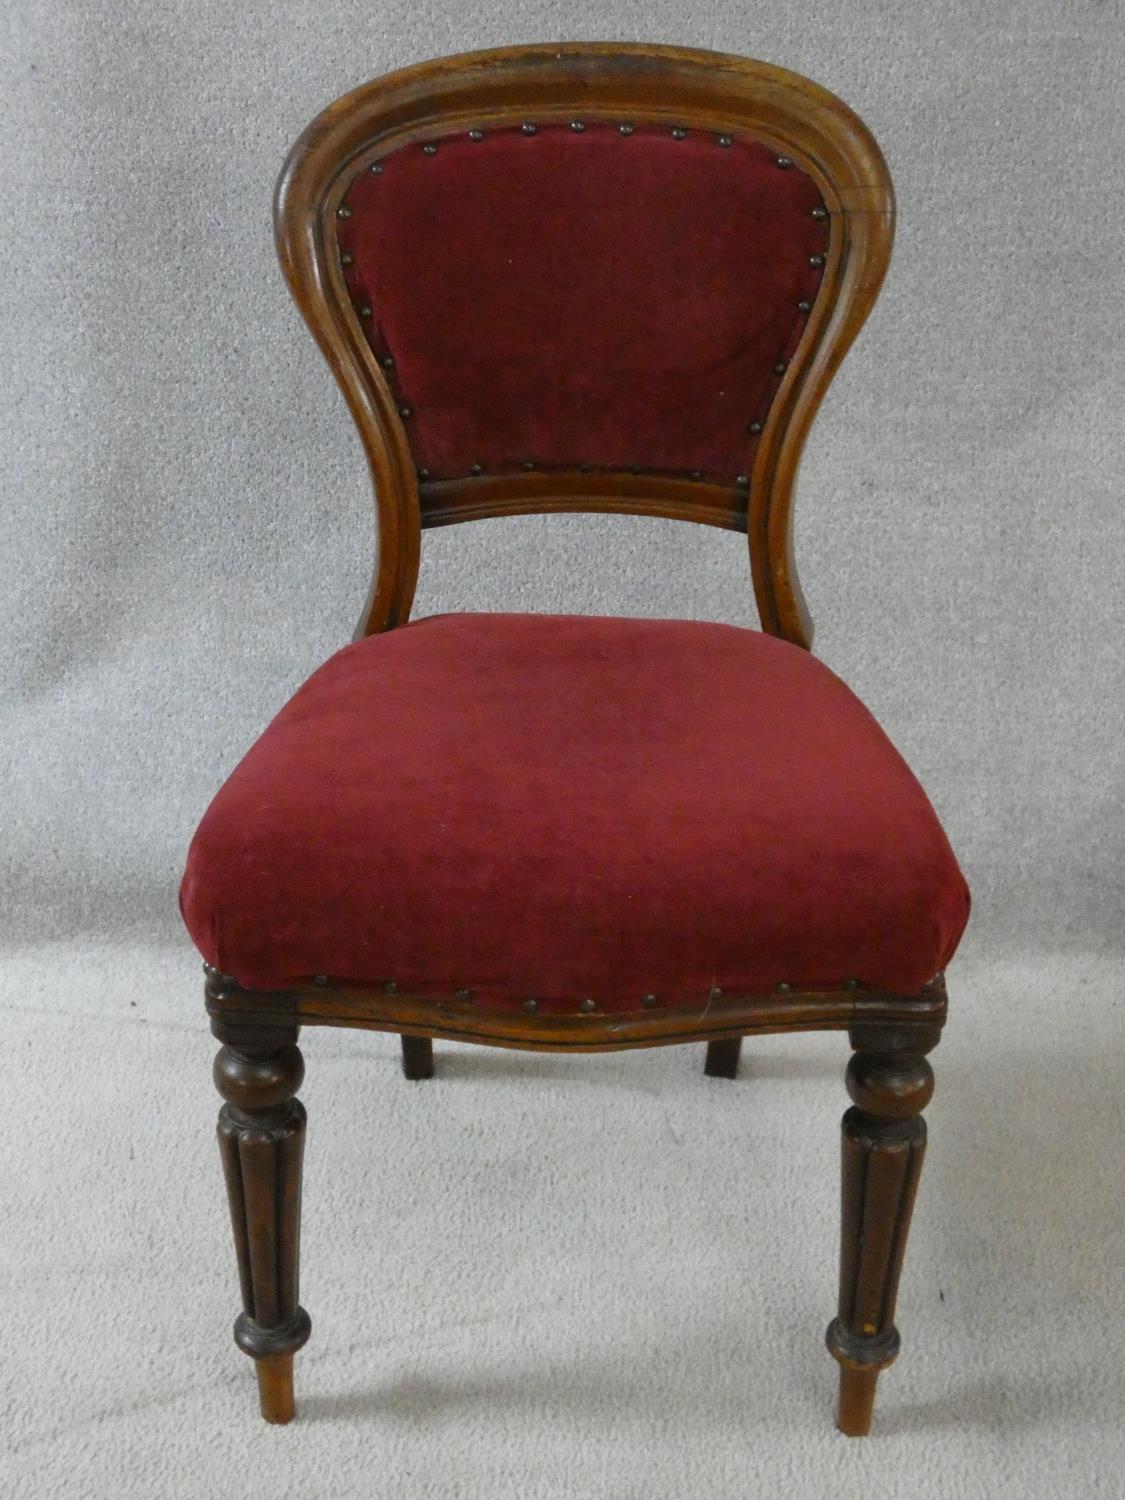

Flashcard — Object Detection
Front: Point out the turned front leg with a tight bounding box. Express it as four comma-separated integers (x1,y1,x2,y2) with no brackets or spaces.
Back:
215,1035,310,1423
827,1026,938,1436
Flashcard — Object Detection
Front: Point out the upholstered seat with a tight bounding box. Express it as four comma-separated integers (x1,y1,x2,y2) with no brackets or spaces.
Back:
181,612,968,1006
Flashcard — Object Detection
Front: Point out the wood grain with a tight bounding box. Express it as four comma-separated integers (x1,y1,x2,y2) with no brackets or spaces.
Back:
206,971,947,1054
214,1023,311,1424
826,1028,939,1434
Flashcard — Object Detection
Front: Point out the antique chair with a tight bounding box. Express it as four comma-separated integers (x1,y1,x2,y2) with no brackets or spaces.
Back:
181,43,970,1435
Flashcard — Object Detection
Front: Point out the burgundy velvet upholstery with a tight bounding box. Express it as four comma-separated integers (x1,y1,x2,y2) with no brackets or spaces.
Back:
181,614,969,1009
336,125,828,483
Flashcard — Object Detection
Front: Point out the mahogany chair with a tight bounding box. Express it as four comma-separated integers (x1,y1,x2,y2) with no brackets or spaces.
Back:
181,43,970,1435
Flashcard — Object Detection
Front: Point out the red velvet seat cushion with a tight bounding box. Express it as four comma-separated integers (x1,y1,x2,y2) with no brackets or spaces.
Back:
180,614,969,1009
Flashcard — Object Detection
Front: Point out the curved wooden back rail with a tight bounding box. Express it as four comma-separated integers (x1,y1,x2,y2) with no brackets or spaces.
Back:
274,43,894,646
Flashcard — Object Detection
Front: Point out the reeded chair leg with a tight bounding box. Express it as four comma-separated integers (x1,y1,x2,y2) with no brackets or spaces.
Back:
704,1037,743,1078
827,1024,938,1435
215,1031,311,1424
401,1035,434,1080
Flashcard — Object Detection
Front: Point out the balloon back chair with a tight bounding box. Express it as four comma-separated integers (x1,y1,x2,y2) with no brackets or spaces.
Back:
181,43,970,1435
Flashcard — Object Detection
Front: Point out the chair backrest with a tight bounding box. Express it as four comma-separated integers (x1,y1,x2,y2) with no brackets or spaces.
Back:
275,43,893,647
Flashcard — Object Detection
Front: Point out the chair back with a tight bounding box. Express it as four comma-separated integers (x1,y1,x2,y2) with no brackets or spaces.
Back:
275,44,894,644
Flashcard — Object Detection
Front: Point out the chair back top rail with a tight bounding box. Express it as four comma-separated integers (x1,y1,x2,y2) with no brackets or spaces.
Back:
274,43,894,645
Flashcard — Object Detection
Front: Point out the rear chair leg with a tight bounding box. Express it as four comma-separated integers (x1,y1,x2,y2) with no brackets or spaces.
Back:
704,1037,743,1078
827,1023,938,1435
401,1035,434,1080
215,1029,310,1423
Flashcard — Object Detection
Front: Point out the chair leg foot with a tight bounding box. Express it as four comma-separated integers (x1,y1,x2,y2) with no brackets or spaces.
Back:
834,1363,879,1436
255,1352,296,1424
401,1035,434,1080
704,1037,742,1078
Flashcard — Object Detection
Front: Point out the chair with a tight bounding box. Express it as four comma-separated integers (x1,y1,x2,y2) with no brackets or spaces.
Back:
182,43,970,1435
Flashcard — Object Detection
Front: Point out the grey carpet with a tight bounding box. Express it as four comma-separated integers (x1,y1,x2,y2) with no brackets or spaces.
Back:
3,940,1123,1498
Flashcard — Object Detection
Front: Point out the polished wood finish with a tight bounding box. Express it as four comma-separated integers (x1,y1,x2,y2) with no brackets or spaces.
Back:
207,971,945,1431
273,42,893,648
835,1365,879,1436
826,1024,939,1435
213,1016,310,1424
255,1355,298,1425
206,970,946,1053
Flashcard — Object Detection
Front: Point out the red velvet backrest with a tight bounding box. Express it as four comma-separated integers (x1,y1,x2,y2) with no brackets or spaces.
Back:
336,126,827,487
275,45,894,644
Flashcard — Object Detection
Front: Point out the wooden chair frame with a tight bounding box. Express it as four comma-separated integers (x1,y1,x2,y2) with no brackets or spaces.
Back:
208,43,947,1437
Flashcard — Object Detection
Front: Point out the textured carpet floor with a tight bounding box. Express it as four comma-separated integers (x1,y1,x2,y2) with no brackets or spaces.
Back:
3,936,1122,1498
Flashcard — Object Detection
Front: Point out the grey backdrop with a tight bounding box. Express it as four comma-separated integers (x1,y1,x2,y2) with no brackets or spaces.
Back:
3,0,1123,960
